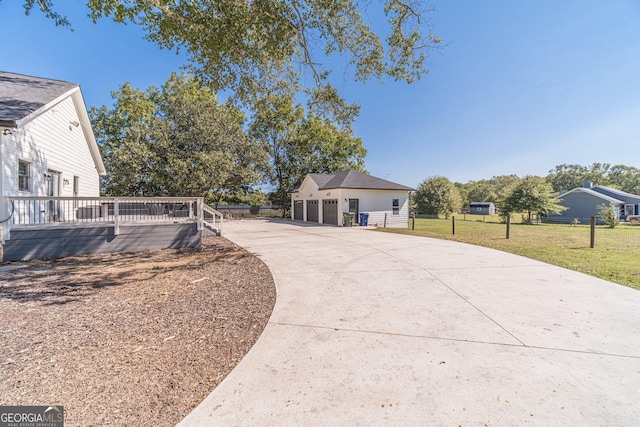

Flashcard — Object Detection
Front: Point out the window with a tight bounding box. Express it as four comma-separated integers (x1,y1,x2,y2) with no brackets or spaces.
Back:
18,160,31,191
624,204,635,216
392,198,399,215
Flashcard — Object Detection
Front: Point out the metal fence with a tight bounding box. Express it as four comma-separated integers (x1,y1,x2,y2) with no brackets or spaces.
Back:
594,222,640,249
7,197,200,227
412,215,640,249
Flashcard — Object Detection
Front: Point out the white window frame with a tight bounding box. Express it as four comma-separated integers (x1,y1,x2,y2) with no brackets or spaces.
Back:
18,159,31,192
392,198,400,215
624,204,635,216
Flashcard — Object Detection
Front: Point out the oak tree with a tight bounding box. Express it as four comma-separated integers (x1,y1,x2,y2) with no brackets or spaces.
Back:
92,73,267,200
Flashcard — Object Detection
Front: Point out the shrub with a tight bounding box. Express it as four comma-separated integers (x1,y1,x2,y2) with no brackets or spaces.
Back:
597,203,620,228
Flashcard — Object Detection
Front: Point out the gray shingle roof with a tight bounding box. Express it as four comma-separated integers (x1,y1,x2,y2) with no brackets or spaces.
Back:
315,170,414,191
0,71,78,127
308,173,336,189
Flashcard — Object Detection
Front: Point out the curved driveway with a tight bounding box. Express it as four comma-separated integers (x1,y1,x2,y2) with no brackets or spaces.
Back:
180,219,640,426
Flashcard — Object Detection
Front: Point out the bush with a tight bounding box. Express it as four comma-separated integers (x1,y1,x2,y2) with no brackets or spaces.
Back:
597,203,620,228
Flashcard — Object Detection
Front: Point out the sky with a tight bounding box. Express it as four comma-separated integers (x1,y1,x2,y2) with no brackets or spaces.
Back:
1,1,639,188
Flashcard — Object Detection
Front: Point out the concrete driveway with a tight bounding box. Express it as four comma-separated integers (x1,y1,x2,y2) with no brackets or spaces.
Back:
179,219,640,426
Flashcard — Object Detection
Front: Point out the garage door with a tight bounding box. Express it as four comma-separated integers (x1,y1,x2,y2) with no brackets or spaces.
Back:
323,199,339,225
307,200,319,223
293,200,303,221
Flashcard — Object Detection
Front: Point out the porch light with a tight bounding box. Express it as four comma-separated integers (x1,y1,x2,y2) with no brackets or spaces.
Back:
2,129,13,135
69,121,80,127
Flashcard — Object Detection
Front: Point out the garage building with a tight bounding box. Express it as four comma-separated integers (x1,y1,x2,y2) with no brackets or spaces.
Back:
289,170,414,228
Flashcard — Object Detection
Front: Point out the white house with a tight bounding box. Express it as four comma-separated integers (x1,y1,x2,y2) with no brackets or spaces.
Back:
0,71,106,204
0,72,220,261
289,170,414,228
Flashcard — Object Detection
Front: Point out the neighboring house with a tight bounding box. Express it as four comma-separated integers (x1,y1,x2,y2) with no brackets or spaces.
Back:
548,182,640,223
0,71,106,202
469,202,496,215
289,170,414,228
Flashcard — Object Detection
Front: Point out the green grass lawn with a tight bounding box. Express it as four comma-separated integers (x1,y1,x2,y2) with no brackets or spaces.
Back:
376,217,640,290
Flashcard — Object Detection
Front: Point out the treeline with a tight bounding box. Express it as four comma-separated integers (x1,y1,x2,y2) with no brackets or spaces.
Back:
413,163,639,219
93,73,366,212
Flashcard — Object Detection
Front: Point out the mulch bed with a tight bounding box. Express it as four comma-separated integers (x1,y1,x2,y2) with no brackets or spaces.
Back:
0,236,276,426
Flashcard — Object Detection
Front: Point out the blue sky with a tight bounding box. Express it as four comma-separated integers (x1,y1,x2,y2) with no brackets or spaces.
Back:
1,1,639,187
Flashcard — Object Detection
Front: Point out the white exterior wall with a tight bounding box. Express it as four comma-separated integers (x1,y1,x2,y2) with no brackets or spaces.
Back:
291,177,410,228
1,95,100,198
339,189,410,228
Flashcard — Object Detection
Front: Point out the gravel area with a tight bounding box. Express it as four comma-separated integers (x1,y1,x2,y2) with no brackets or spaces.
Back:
0,236,276,426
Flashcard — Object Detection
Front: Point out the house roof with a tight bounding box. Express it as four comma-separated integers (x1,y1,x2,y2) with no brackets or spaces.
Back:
312,170,414,191
557,187,625,204
308,173,336,189
0,71,106,176
592,185,640,200
469,202,495,207
0,71,78,127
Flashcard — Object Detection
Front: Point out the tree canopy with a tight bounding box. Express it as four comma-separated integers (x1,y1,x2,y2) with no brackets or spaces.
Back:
458,175,520,210
413,176,460,218
24,0,442,116
250,95,366,212
546,163,640,194
92,73,266,200
502,176,565,223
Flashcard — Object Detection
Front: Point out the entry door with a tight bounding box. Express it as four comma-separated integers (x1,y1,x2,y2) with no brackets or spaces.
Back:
349,199,359,224
323,199,338,225
306,200,319,223
294,200,304,220
46,170,61,222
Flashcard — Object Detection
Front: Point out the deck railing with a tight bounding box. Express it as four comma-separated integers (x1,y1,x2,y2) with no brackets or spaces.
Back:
1,196,224,241
203,204,224,235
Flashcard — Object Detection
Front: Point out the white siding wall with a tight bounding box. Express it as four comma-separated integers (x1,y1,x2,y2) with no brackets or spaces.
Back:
2,96,100,197
291,179,410,228
339,189,410,228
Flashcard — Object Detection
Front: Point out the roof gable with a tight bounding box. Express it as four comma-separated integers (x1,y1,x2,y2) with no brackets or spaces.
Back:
318,170,414,191
557,187,624,204
592,185,640,202
0,71,106,176
308,173,335,189
0,71,78,127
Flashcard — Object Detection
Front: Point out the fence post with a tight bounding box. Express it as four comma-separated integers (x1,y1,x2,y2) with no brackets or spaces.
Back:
412,212,415,230
114,197,120,236
452,216,455,235
590,216,595,248
383,213,387,228
506,213,511,239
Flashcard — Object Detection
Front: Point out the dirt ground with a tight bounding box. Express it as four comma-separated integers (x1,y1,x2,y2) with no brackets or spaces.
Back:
0,236,276,426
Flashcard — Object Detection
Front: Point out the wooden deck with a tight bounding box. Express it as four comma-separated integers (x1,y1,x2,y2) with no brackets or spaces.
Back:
1,196,223,261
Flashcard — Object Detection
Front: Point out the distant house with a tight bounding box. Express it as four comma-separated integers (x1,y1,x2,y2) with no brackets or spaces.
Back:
289,170,414,228
468,202,496,215
548,182,640,223
0,71,106,201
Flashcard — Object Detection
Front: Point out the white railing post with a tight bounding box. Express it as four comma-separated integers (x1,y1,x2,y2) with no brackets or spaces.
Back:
114,197,120,236
197,198,203,231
